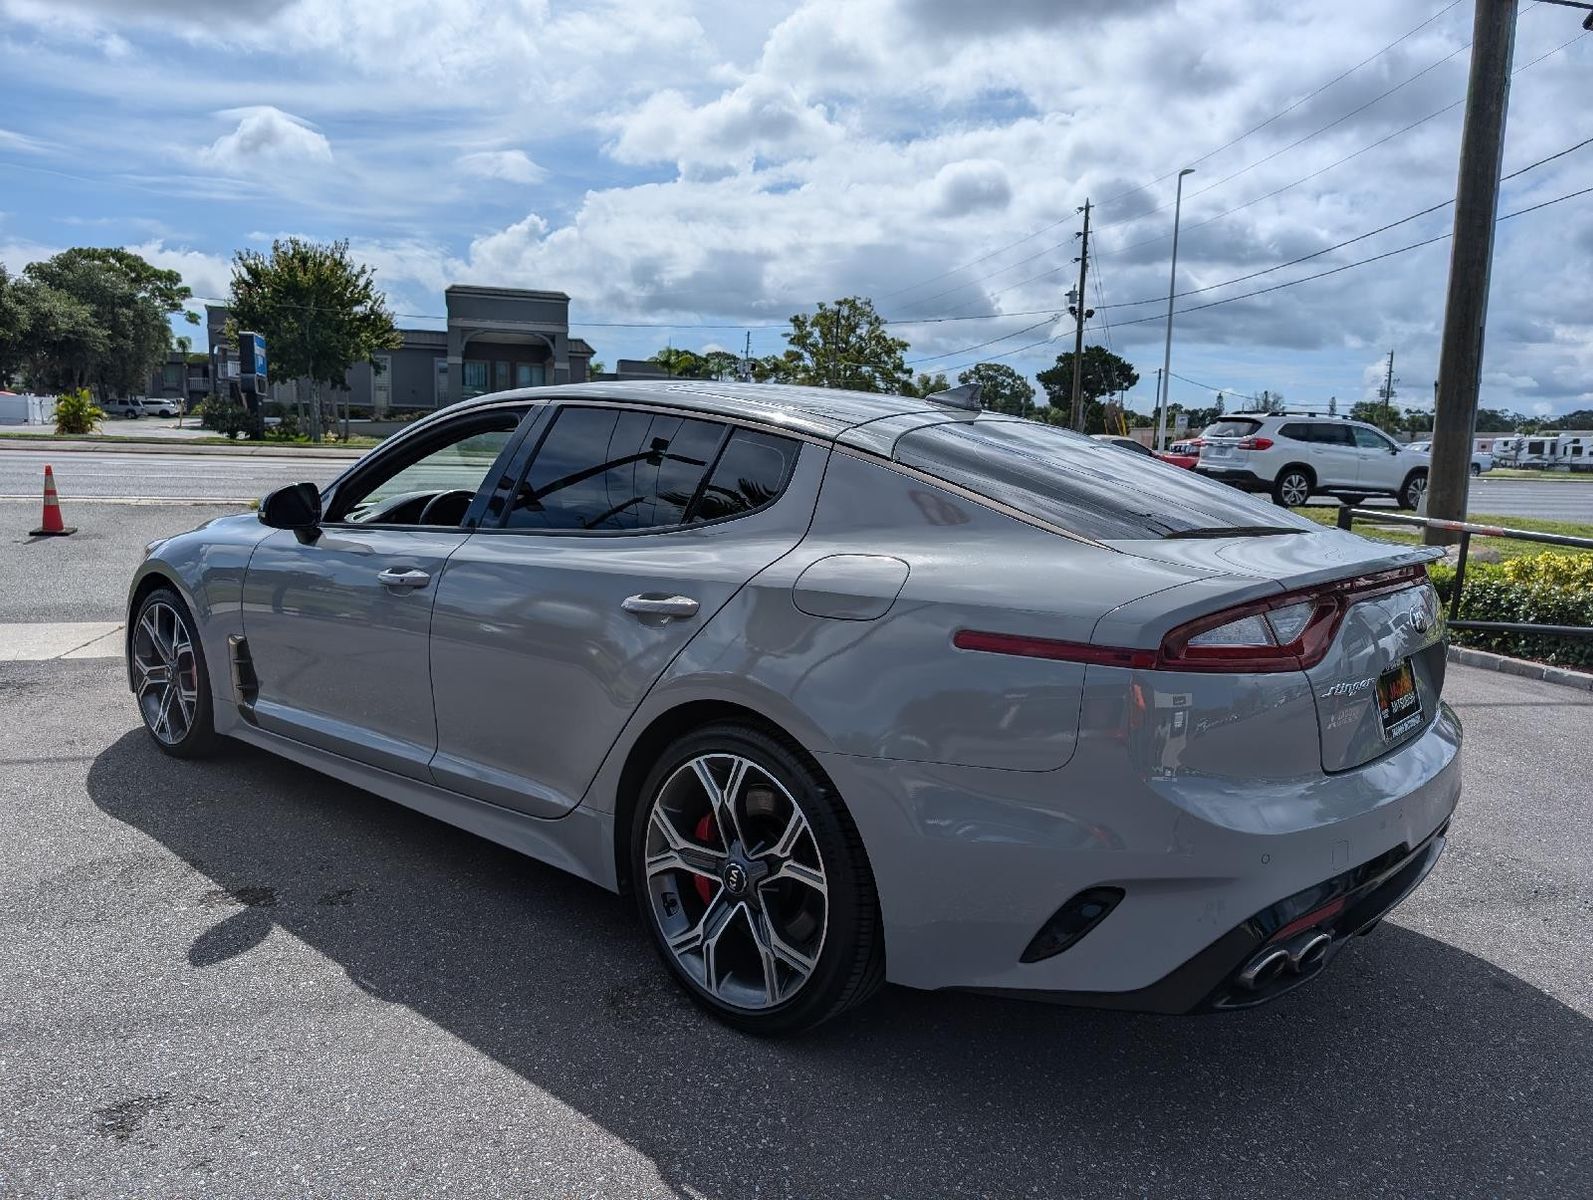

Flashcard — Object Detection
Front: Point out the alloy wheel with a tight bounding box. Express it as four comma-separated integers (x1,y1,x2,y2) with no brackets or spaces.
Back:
131,601,199,746
643,753,828,1010
1279,473,1310,506
1406,474,1428,506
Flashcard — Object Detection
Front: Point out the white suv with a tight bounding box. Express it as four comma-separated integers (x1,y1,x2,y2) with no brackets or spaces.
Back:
1196,415,1430,509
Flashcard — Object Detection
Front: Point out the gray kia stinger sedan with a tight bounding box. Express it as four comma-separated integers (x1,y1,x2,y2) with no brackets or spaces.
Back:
126,381,1460,1033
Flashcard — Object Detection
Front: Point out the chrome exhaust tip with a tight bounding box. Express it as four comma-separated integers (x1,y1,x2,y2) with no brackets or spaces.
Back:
1288,930,1333,973
1235,946,1292,991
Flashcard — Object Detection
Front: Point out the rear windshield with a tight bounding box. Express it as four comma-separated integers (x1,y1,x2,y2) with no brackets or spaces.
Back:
893,417,1311,540
1203,418,1263,438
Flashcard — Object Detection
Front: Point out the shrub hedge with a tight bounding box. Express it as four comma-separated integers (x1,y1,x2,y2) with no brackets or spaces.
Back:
1429,552,1593,669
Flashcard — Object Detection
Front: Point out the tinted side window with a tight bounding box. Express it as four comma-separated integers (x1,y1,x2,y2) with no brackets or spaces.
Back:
895,417,1310,540
504,407,726,531
1314,424,1354,446
691,429,799,522
1278,423,1311,442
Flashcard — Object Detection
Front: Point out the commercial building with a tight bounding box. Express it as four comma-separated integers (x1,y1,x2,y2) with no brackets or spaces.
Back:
197,284,596,413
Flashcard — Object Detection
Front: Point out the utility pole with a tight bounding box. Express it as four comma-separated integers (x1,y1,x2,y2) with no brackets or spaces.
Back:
1156,167,1196,452
1068,199,1092,432
1426,0,1518,541
1379,350,1398,421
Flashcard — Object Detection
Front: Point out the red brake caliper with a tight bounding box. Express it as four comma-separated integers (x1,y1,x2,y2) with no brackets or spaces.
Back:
692,814,719,905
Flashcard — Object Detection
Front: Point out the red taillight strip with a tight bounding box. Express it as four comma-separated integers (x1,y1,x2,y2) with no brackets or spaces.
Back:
952,630,1157,669
954,564,1430,675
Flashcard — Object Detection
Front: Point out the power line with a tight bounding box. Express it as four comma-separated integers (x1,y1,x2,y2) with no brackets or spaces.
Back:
923,11,1580,318
920,177,1593,376
1097,131,1593,311
1106,24,1585,257
1101,180,1593,332
874,3,1470,310
1099,1,1467,208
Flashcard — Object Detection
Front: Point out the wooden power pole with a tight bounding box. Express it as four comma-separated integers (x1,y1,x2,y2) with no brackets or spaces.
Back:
1426,0,1517,542
1069,199,1092,432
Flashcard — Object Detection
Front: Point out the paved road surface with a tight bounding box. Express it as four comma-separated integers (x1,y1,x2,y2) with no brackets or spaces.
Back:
0,449,344,503
6,446,1591,520
1,502,1591,1196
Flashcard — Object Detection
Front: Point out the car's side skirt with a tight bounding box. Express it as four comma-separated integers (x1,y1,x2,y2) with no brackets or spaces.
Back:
224,722,620,892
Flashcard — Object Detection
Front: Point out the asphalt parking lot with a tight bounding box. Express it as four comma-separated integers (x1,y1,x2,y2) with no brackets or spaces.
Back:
2,504,1591,1197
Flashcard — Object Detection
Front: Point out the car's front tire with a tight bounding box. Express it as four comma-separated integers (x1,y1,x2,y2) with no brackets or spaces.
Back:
1272,467,1313,507
631,721,884,1035
130,587,220,758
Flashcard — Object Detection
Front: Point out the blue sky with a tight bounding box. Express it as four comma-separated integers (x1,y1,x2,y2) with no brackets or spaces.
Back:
2,0,1590,415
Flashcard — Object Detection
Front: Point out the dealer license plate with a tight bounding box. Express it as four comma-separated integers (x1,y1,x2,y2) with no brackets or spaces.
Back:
1376,659,1423,742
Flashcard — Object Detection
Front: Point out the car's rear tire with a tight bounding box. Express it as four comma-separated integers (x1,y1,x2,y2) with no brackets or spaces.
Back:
130,587,220,759
1272,467,1313,507
1398,470,1428,510
630,721,885,1036
1470,462,1482,476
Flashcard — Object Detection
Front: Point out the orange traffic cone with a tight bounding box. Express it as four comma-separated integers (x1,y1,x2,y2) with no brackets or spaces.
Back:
30,465,76,537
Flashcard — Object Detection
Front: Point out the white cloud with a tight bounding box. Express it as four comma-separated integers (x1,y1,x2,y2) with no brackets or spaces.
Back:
456,149,547,185
0,128,50,153
0,0,1589,410
198,106,332,172
608,78,842,171
125,240,232,303
928,160,1012,217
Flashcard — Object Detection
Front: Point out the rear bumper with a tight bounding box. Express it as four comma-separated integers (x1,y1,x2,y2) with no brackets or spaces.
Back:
818,699,1462,1000
1195,465,1267,491
970,818,1448,1014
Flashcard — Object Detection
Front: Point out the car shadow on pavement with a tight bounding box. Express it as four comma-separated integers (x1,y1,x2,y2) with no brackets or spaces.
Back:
88,731,1593,1198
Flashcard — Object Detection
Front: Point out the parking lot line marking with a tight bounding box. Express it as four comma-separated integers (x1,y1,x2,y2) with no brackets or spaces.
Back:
0,622,123,661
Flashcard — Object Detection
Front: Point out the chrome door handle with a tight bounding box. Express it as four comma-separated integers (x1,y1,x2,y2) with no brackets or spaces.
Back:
622,593,699,619
377,568,431,589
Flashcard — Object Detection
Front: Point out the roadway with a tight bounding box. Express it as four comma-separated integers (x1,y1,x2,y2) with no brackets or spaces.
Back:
4,445,1591,519
1,500,1590,1196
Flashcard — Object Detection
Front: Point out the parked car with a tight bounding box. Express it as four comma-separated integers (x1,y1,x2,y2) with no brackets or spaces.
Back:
1404,440,1492,475
102,398,144,419
139,397,182,417
127,382,1459,1034
1197,414,1430,508
1091,433,1198,470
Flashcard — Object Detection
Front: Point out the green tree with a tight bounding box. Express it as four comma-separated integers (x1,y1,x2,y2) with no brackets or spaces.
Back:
782,296,909,392
0,266,24,386
901,371,949,398
1401,407,1434,434
1350,398,1400,432
959,362,1035,416
227,238,400,442
19,248,195,399
1035,345,1139,432
650,347,709,377
6,274,107,393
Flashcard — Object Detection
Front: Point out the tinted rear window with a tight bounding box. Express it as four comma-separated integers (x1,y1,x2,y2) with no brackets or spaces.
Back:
894,417,1309,540
1203,418,1263,438
506,408,724,531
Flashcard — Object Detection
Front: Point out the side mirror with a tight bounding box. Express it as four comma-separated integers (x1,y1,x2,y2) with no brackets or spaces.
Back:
259,481,322,531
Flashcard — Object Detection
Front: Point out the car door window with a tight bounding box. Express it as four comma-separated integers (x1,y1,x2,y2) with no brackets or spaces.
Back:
690,428,800,521
503,407,727,531
333,409,524,527
1353,426,1394,451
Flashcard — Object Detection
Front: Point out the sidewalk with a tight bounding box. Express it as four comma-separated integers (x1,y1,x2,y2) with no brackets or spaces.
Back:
0,436,363,460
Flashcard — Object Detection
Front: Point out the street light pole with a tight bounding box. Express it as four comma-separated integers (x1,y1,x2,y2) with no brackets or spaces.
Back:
1155,168,1195,452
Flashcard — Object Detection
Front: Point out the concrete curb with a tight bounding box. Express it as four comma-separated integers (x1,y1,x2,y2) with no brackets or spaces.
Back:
0,437,363,460
1447,644,1593,692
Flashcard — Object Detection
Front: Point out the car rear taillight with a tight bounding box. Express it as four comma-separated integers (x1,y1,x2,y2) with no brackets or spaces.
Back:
955,566,1430,674
1235,436,1274,450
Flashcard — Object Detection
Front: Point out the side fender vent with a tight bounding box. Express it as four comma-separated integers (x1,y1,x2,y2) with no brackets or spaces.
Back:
228,634,259,718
